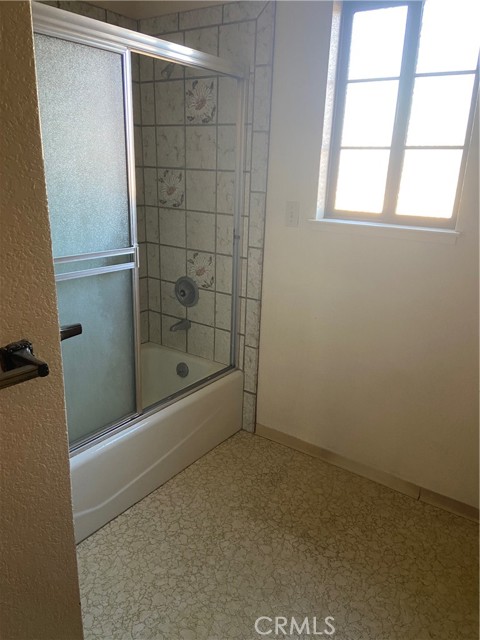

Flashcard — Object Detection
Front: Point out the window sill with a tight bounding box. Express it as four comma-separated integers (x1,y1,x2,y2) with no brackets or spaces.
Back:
307,218,460,244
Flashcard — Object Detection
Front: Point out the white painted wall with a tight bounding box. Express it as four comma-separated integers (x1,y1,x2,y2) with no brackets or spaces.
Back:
257,1,479,507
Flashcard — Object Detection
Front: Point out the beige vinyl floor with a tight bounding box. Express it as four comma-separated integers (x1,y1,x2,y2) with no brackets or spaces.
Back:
77,432,479,640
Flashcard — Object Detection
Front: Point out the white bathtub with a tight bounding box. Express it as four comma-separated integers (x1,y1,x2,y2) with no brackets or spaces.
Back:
70,344,242,542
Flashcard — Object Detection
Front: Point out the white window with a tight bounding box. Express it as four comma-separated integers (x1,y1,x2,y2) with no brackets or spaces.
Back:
318,0,479,229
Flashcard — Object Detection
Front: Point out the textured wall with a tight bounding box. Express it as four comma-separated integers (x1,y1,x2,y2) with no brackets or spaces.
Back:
0,2,84,637
258,1,479,507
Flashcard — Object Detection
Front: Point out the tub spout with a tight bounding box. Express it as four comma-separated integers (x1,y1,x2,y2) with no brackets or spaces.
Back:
170,318,191,332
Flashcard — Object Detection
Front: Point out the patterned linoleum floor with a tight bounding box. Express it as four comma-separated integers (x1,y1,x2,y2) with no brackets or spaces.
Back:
77,432,478,640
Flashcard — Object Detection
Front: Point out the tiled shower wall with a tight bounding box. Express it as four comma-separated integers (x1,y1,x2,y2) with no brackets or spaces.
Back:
134,56,241,368
42,0,275,432
135,1,275,432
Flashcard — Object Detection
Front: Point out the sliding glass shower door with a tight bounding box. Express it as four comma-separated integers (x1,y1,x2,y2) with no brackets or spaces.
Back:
34,34,139,447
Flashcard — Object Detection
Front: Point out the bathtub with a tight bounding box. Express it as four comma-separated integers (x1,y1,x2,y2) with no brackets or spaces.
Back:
70,343,243,542
141,342,225,408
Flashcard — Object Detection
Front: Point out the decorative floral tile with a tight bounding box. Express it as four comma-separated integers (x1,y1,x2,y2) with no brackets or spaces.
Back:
187,250,215,289
186,79,217,124
158,169,184,208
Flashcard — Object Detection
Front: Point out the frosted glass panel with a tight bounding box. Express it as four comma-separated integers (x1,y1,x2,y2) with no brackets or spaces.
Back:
348,7,407,80
335,150,389,213
57,271,136,444
406,75,475,146
341,81,399,147
396,150,462,218
416,0,479,73
34,35,130,257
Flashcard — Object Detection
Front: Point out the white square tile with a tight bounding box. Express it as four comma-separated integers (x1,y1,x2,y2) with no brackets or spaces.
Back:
145,207,159,243
184,26,218,56
244,346,258,392
155,81,185,125
217,125,236,171
219,21,256,67
216,254,233,294
147,243,159,278
149,311,161,344
131,54,140,83
136,168,144,205
214,329,231,365
253,66,272,132
140,83,155,125
247,247,263,300
186,127,217,170
245,298,261,348
140,56,154,82
216,214,234,255
238,334,245,370
216,172,235,214
218,76,238,124
251,132,269,192
134,125,143,166
187,289,214,326
157,127,185,168
137,206,146,243
215,293,232,331
256,1,275,66
159,209,186,247
188,323,214,359
144,168,157,206
223,1,265,23
139,243,147,278
139,277,148,312
186,211,215,252
186,170,216,212
179,5,222,30
155,59,184,82
161,280,186,318
249,192,266,248
139,13,178,36
140,310,149,343
239,296,246,335
133,85,141,125
160,246,186,282
242,391,256,431
106,10,136,30
148,277,161,313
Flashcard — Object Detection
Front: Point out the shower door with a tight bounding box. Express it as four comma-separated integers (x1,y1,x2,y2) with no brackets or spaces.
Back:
34,34,140,448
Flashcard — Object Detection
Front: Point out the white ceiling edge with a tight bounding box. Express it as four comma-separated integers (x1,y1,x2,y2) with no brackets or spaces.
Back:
86,1,230,21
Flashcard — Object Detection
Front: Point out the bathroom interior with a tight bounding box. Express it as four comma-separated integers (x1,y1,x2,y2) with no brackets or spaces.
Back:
2,0,479,638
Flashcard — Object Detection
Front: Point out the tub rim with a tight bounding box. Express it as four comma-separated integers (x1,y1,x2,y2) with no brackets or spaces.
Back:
70,363,237,458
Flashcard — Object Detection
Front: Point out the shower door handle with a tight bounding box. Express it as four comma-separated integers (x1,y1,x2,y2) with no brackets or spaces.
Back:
60,324,82,341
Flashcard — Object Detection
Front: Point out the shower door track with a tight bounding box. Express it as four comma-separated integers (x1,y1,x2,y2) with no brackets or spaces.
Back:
32,3,249,453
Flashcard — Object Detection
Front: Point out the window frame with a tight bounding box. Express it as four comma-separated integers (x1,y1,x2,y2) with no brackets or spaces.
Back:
324,0,479,229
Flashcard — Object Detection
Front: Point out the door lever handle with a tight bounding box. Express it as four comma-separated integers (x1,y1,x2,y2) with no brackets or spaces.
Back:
0,339,49,390
60,324,82,341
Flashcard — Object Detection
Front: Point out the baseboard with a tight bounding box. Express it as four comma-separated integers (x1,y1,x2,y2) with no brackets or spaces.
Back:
256,424,479,523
